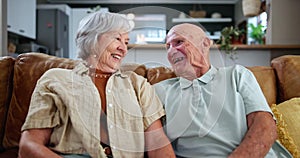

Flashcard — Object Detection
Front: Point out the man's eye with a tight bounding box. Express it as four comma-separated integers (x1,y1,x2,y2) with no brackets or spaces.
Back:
115,37,121,41
176,40,184,45
166,44,170,49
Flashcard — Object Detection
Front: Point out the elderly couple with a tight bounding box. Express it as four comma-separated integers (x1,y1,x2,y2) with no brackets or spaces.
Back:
18,11,292,158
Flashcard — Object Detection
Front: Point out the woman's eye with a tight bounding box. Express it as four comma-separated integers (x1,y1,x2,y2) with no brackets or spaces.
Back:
115,37,121,41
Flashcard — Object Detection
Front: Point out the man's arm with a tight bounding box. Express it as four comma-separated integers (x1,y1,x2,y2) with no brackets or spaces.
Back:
19,128,61,158
145,119,176,158
228,111,278,158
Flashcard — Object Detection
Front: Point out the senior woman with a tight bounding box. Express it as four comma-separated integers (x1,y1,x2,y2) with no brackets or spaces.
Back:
18,11,175,158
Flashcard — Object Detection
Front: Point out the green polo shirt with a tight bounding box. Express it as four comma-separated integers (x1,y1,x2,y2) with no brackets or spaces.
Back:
154,65,292,158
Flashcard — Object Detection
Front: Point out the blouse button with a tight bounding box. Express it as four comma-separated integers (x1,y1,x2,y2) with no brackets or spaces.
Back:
108,103,113,107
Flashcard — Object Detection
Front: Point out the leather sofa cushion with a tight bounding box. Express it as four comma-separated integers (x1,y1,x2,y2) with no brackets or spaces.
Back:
0,56,15,152
120,63,147,78
0,148,18,158
147,66,176,85
247,66,277,106
2,53,78,149
147,65,277,106
271,55,300,103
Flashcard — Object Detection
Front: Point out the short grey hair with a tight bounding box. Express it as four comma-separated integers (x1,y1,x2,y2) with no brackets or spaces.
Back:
76,12,133,59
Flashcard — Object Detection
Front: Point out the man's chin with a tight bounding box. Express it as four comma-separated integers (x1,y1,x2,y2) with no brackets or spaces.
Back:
174,68,185,77
174,67,197,78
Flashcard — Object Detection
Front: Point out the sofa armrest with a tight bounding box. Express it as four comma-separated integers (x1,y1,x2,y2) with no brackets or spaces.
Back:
2,53,78,150
0,56,15,152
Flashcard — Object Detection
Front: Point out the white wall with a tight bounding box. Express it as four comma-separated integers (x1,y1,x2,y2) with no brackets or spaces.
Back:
123,47,271,67
0,0,8,56
69,8,92,59
266,0,300,44
123,48,170,67
69,7,109,59
235,0,300,45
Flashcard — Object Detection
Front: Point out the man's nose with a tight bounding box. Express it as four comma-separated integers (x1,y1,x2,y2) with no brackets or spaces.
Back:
167,46,177,54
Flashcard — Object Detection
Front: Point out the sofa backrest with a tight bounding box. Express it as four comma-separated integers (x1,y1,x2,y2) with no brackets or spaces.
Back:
0,56,15,152
271,55,300,103
145,65,277,106
2,53,78,149
1,52,296,150
247,66,277,106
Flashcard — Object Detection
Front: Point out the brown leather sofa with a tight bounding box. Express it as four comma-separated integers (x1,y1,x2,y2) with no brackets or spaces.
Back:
0,52,300,157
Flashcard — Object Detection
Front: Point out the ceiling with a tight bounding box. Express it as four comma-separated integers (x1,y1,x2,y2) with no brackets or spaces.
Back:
47,0,240,4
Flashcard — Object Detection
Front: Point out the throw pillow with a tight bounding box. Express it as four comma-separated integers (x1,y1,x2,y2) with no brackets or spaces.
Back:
271,98,300,157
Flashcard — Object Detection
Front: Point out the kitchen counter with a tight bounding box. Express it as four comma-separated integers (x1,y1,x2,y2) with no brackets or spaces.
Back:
128,44,300,50
125,44,300,67
225,44,300,50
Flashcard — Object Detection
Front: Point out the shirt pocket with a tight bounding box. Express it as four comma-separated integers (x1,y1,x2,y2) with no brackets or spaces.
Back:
114,88,142,118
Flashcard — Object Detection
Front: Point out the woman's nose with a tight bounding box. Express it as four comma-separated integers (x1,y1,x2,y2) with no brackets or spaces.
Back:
118,42,127,53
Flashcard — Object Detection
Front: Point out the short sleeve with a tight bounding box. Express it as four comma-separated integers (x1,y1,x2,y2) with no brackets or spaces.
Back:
21,72,61,131
235,66,272,115
132,74,165,130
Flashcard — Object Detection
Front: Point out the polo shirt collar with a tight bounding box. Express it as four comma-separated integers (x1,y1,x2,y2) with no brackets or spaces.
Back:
179,65,217,89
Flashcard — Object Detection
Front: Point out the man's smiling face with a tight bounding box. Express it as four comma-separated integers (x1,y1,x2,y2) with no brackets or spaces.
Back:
165,23,211,79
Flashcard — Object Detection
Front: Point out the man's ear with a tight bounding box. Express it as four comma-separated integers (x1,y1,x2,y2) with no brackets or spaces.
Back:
202,37,212,48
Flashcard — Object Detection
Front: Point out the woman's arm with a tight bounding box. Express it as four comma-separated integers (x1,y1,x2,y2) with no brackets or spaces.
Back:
228,111,277,158
145,119,176,158
19,128,62,158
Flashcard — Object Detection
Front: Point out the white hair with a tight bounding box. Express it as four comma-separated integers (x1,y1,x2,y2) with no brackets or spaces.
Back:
76,12,133,59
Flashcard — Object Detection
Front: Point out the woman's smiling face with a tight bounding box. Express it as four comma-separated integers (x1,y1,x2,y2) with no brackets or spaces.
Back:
96,31,129,73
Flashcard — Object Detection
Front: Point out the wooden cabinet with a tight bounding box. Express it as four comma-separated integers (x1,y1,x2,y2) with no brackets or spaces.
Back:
7,0,36,39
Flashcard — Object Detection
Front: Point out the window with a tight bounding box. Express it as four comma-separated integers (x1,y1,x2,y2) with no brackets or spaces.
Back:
247,12,267,44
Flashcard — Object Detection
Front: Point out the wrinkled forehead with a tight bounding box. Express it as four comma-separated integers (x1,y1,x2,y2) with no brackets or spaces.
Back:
166,24,205,44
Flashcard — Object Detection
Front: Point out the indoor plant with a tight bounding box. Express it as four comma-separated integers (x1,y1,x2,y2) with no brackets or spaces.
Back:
217,26,245,60
249,23,265,44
